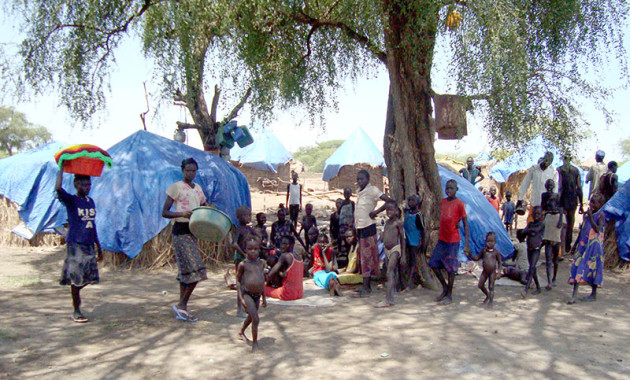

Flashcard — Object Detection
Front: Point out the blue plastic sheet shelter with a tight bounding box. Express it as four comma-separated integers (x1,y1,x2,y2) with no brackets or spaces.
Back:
0,131,251,258
0,141,69,237
602,180,630,261
617,161,629,185
230,129,293,173
489,135,563,183
438,166,513,261
322,128,386,182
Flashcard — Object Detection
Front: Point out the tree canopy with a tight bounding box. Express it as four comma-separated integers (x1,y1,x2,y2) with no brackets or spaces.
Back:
0,106,52,156
293,140,344,172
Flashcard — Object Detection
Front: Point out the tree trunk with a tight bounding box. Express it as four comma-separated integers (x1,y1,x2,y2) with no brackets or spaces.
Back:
383,1,442,288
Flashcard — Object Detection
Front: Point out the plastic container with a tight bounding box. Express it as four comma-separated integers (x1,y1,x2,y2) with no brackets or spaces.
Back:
189,206,233,242
215,129,235,149
62,157,105,177
235,126,254,148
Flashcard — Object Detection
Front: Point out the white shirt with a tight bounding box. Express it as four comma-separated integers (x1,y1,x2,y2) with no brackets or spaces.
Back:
354,184,383,229
586,162,607,198
518,164,558,207
288,183,301,205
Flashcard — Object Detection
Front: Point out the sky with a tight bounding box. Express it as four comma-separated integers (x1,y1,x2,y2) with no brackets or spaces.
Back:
1,12,629,164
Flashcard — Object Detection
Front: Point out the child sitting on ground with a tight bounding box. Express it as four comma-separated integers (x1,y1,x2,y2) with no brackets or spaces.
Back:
502,229,529,285
303,226,320,277
337,228,364,285
541,179,564,290
237,235,267,351
521,206,545,298
55,170,103,323
311,232,342,296
466,232,502,308
502,191,515,236
298,203,318,251
568,193,606,304
375,202,405,308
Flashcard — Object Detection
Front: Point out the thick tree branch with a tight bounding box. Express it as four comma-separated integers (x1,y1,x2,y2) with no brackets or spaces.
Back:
222,88,252,123
210,85,221,123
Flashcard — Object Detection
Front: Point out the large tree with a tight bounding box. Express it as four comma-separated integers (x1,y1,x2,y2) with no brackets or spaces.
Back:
5,1,628,284
0,106,52,156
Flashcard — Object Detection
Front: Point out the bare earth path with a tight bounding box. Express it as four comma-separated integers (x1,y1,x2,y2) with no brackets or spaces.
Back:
1,246,629,379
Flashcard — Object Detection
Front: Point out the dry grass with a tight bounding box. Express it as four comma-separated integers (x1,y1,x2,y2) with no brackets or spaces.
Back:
1,195,230,270
328,164,384,191
0,196,64,247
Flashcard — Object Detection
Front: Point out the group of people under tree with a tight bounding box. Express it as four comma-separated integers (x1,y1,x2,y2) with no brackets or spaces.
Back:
53,148,619,350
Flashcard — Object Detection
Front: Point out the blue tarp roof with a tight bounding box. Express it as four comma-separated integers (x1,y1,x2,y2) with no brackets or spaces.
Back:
489,135,563,183
0,130,251,258
322,128,386,181
474,151,493,166
618,161,629,184
602,180,630,261
438,165,514,261
230,129,293,173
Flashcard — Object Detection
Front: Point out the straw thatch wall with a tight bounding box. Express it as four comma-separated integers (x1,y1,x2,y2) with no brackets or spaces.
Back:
499,170,531,203
603,221,629,271
0,196,64,247
231,161,291,191
1,195,230,269
101,223,231,270
328,164,384,191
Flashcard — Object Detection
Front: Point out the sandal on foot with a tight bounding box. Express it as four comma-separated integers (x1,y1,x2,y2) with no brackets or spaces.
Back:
172,305,188,321
72,314,89,323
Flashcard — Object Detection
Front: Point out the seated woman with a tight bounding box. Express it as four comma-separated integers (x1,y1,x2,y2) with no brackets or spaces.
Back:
311,233,342,296
337,228,363,285
265,236,304,301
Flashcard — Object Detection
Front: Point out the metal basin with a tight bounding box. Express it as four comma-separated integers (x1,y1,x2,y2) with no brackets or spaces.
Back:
189,206,233,242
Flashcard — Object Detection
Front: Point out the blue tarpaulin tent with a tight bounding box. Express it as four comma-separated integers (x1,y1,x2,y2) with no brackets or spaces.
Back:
0,141,69,237
322,128,386,182
438,165,514,260
617,161,629,185
602,180,630,261
230,129,293,173
489,135,563,183
0,131,251,258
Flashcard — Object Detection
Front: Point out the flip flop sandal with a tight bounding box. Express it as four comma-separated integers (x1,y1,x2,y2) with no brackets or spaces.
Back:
180,309,198,322
172,305,188,321
72,315,89,323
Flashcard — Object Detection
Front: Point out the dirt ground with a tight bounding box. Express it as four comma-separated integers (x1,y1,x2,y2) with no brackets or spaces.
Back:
1,244,630,380
1,172,624,379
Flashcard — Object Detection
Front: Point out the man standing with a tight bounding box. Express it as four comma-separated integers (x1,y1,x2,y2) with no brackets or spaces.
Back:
586,150,607,199
557,154,584,253
459,157,485,186
517,151,558,222
353,169,394,297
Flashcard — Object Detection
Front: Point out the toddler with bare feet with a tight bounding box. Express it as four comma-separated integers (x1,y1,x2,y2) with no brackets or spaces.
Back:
237,235,267,351
521,206,545,298
375,202,405,308
466,232,502,308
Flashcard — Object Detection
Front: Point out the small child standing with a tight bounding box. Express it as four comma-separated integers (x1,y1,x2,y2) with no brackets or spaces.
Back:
232,206,256,318
466,232,502,308
501,191,515,236
298,203,318,252
541,179,564,290
375,202,405,308
486,186,500,213
568,193,606,304
55,170,102,323
253,212,269,254
521,206,545,298
237,235,267,351
402,194,425,291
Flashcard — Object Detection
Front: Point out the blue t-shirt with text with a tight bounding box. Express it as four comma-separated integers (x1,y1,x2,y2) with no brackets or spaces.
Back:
57,188,97,245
